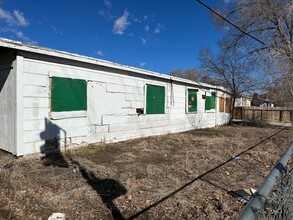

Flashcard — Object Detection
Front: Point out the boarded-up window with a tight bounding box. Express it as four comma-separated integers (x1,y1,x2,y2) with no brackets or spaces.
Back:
211,92,216,109
205,92,216,111
225,97,231,113
51,76,87,112
187,89,198,112
146,85,165,114
219,96,225,112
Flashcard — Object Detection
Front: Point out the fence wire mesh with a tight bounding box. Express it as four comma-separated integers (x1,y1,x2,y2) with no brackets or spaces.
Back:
256,157,293,220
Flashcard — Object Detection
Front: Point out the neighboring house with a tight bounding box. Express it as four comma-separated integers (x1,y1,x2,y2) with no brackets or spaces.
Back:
235,95,252,107
259,99,274,107
0,38,231,156
251,93,274,107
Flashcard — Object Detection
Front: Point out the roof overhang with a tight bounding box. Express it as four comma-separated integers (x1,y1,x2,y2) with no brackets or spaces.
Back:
0,38,230,93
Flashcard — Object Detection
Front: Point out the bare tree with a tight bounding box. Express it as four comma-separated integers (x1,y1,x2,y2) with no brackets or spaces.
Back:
213,0,293,106
199,46,264,121
169,68,202,81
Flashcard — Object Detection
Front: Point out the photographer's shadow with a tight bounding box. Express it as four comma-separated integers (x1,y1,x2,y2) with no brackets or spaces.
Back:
71,156,127,220
39,118,127,220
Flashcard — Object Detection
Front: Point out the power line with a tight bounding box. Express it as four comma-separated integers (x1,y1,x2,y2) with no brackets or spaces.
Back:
195,0,271,48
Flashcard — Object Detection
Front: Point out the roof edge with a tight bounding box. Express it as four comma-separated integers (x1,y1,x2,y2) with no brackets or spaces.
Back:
0,38,229,92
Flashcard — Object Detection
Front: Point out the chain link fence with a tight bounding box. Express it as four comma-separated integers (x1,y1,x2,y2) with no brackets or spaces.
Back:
256,157,293,220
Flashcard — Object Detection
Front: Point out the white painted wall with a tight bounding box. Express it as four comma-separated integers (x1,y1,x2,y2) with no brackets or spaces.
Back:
235,97,252,107
16,54,230,155
0,51,16,154
215,91,231,126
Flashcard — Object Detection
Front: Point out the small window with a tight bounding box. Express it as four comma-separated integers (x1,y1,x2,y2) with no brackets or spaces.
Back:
146,84,165,114
187,89,198,113
51,76,87,112
205,91,216,111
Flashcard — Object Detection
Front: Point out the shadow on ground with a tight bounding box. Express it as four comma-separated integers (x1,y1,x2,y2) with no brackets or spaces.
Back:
40,118,127,220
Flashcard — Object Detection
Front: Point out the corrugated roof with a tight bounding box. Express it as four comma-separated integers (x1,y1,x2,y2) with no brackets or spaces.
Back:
0,37,228,92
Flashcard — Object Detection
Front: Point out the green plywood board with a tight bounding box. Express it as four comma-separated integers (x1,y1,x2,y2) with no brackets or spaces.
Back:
188,90,197,112
211,92,216,109
51,77,87,112
146,85,165,114
205,92,216,110
205,96,212,110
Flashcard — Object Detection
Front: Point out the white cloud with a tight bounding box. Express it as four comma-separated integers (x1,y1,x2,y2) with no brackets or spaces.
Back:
96,50,104,56
141,37,147,45
0,27,32,44
51,25,63,36
13,10,29,26
13,30,36,43
113,9,130,35
0,7,13,23
144,25,150,32
104,0,112,9
154,23,165,34
44,17,63,36
98,9,115,21
140,62,146,67
132,15,141,23
143,15,148,20
15,30,28,40
0,7,29,27
98,10,106,16
0,7,32,42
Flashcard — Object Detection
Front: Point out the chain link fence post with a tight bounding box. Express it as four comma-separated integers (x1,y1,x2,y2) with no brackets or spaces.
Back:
238,142,293,220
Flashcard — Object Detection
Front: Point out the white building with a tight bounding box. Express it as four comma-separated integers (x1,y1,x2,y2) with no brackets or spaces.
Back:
235,96,252,107
0,38,231,156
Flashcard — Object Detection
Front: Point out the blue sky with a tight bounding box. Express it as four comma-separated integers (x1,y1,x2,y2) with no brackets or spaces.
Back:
0,0,223,74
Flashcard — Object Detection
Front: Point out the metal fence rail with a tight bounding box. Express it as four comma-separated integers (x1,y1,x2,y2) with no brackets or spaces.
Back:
256,157,293,220
238,142,293,220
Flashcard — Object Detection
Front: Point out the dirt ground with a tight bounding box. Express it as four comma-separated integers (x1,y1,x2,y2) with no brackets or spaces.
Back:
0,124,293,220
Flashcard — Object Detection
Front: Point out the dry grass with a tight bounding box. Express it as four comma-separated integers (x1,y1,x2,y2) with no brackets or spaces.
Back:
0,124,293,220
